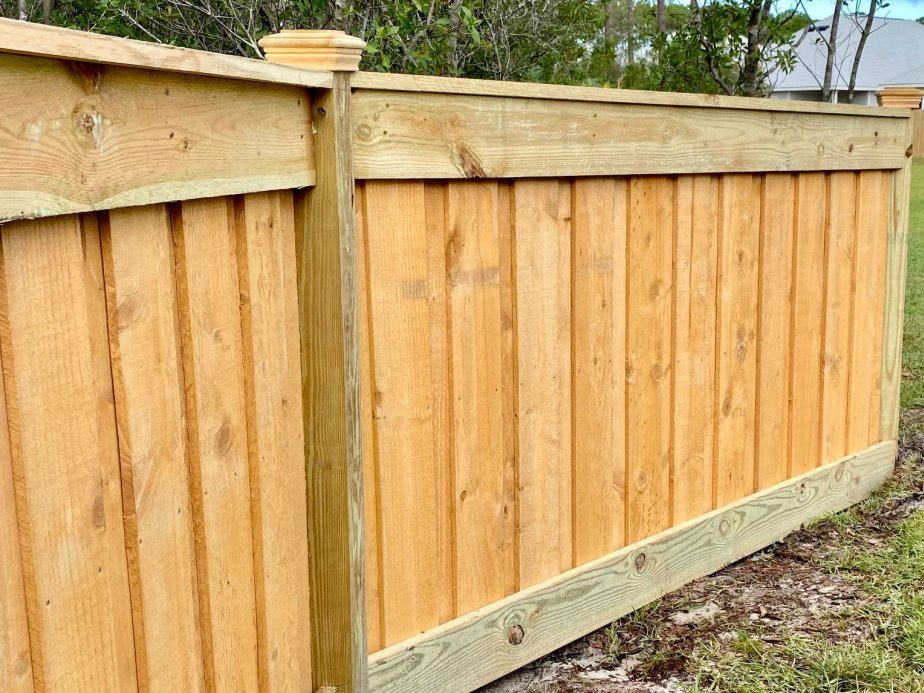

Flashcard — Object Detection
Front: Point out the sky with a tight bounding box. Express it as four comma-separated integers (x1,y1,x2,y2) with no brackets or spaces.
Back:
781,0,924,20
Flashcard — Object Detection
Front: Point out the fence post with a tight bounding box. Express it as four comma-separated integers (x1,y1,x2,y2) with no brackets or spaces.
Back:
259,30,368,693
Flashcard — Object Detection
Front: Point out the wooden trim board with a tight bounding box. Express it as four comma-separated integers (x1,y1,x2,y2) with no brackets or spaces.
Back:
351,72,908,118
351,91,910,180
0,18,332,88
0,53,314,222
368,441,896,693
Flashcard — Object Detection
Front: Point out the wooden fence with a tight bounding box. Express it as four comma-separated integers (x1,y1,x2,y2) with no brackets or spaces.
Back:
0,19,913,693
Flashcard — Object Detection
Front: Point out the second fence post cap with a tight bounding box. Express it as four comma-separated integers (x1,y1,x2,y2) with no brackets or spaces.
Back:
259,29,366,71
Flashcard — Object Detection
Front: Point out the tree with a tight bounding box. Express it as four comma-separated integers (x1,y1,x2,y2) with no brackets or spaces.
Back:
821,0,844,102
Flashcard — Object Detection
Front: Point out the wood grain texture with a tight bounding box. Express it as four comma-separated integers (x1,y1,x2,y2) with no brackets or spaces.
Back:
0,17,331,88
236,191,312,692
881,156,913,440
172,197,260,692
850,171,888,449
821,173,857,464
447,181,516,611
351,72,907,117
672,175,718,523
362,180,450,645
368,441,896,693
572,178,627,563
626,177,673,542
513,180,573,586
103,204,204,693
0,213,137,692
756,174,795,490
0,310,31,693
0,53,314,222
789,173,828,476
297,76,367,691
351,91,907,180
715,175,760,506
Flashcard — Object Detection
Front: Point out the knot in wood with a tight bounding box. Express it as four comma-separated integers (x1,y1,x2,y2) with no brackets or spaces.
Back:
634,552,647,570
507,624,524,646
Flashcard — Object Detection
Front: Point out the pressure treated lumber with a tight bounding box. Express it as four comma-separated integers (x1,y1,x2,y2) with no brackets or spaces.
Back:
351,90,908,180
368,441,896,693
0,17,332,87
0,53,314,222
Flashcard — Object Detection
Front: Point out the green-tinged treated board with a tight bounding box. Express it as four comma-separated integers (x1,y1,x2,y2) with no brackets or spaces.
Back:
673,175,718,523
368,441,896,693
0,52,314,222
172,197,260,692
236,192,313,692
572,177,628,563
821,173,857,464
790,173,828,476
849,171,888,449
513,179,573,586
626,177,673,542
103,204,204,692
447,181,516,611
350,91,908,180
0,213,137,692
755,174,795,490
715,175,760,505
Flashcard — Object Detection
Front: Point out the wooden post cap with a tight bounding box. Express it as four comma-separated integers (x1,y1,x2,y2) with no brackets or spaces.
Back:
259,30,366,71
877,87,924,109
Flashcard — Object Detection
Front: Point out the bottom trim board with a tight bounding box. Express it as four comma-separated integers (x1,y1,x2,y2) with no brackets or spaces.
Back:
368,441,897,693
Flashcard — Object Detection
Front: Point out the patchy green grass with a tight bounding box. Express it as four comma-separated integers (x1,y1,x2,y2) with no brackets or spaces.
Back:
901,160,924,409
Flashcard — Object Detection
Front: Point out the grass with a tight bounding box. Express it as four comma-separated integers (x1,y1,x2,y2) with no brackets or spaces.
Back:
901,159,924,409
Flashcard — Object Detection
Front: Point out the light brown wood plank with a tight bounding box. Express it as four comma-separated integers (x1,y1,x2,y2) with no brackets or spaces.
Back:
447,181,515,611
103,204,204,693
790,173,828,476
673,175,719,522
0,213,137,692
756,174,795,490
0,17,331,87
881,156,913,440
236,192,312,692
172,197,259,692
513,179,573,586
351,91,907,180
715,175,760,506
821,173,857,463
369,441,897,693
573,177,627,563
363,181,450,645
849,171,888,449
626,177,673,542
298,77,367,690
0,53,314,222
0,313,31,693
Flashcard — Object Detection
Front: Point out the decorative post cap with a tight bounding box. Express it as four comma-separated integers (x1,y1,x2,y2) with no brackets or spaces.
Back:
259,30,366,71
877,86,924,109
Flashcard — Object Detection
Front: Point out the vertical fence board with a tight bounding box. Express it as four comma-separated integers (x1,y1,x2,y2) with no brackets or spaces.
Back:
673,175,719,522
790,173,828,476
513,179,573,586
447,181,516,611
103,205,204,693
626,177,673,541
756,174,795,490
850,171,889,449
821,173,857,464
0,214,137,692
172,198,259,692
236,191,312,692
715,175,760,505
572,178,627,563
364,181,451,645
0,312,31,693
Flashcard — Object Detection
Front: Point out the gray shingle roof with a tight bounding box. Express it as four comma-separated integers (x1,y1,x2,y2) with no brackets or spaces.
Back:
773,15,924,92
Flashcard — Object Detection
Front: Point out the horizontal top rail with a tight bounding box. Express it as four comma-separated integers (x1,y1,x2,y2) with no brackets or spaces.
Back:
0,18,332,88
351,72,909,119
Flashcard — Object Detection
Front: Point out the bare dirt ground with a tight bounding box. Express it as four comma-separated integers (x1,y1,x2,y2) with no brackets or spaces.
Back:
481,410,924,693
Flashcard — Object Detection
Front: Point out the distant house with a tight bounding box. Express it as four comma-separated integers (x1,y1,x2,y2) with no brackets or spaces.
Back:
771,15,924,106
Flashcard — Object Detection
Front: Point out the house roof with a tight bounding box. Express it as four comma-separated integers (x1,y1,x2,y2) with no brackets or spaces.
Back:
773,15,924,92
